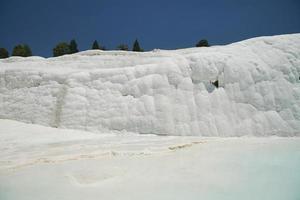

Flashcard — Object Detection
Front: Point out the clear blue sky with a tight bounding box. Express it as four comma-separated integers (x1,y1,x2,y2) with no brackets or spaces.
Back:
1,0,300,57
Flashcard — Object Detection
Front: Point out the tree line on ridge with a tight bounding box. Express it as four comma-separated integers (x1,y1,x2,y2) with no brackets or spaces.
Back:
0,39,209,59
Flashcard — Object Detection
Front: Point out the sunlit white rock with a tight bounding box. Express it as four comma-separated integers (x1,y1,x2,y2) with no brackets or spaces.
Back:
0,34,299,136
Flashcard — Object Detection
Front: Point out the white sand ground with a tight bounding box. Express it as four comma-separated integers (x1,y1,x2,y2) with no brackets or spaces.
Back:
0,119,299,200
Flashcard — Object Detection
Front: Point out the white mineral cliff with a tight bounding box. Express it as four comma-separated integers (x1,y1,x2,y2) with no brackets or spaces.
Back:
0,34,299,136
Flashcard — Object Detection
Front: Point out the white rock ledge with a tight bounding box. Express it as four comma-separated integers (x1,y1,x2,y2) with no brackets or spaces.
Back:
0,34,300,136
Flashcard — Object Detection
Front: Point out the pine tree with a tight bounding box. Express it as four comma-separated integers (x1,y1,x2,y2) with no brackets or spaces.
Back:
53,42,71,57
92,40,100,49
12,44,32,57
69,39,79,54
132,39,143,52
196,39,209,47
0,48,9,59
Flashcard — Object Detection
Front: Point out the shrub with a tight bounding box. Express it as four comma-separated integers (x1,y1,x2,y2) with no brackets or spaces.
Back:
0,48,9,59
12,44,32,57
53,42,70,57
196,39,209,47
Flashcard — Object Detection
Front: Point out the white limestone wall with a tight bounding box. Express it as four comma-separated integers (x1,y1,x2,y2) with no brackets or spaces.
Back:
0,34,299,136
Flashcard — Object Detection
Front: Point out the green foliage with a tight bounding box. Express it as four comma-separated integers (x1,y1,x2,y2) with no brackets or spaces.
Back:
132,39,143,52
0,48,9,59
196,39,209,47
12,44,32,57
92,40,105,50
92,40,100,49
69,39,79,54
117,44,129,51
24,45,32,56
53,42,71,57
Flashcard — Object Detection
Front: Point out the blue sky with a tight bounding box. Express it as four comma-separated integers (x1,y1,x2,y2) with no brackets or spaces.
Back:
1,0,300,57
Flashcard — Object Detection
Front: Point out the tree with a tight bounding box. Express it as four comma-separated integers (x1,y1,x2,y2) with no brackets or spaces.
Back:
0,48,9,59
196,39,209,47
117,44,129,51
132,39,143,52
92,40,105,50
12,44,32,57
53,42,70,57
92,40,100,49
69,39,79,54
24,45,32,56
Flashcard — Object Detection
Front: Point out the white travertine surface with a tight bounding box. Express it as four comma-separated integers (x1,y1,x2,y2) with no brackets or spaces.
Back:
1,34,300,136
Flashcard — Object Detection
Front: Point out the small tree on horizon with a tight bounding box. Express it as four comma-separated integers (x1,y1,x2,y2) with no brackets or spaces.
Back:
92,40,100,49
53,42,70,57
196,39,209,47
92,40,105,50
117,44,129,51
69,39,79,54
0,48,9,59
132,39,143,52
12,44,32,57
